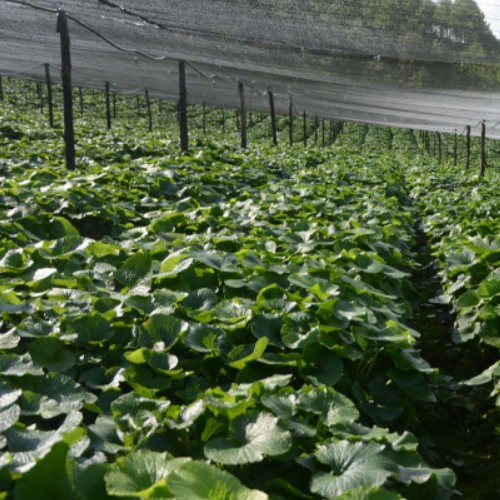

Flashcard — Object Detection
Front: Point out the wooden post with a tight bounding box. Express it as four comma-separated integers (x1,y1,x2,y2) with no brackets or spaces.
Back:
179,60,189,152
303,111,307,147
57,10,75,170
480,121,486,177
105,81,111,130
288,95,293,146
466,125,471,169
453,130,457,166
322,117,325,147
269,91,277,145
0,76,3,101
44,63,54,128
78,87,84,117
145,89,152,132
314,116,318,145
238,80,247,149
202,101,206,135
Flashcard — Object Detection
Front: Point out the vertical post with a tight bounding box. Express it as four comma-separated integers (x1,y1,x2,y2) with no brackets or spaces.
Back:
438,133,442,163
314,116,318,145
238,80,247,149
322,117,325,147
145,89,152,132
466,125,471,169
269,91,277,145
44,63,54,128
303,111,307,147
445,137,449,164
78,87,84,117
202,101,206,135
57,10,75,170
179,60,189,152
105,81,112,130
453,130,457,166
36,81,43,113
0,76,3,101
480,121,486,177
288,95,293,146
432,132,436,157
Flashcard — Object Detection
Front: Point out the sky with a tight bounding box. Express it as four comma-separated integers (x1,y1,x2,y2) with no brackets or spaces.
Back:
474,0,500,38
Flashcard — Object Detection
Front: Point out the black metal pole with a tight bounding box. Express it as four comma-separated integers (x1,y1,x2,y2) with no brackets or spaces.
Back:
453,130,457,166
269,91,277,145
466,125,471,169
202,101,206,135
238,80,247,149
288,95,293,146
105,81,111,130
78,87,84,117
179,60,189,152
480,121,486,177
57,10,75,170
44,63,54,128
145,89,152,132
303,111,307,146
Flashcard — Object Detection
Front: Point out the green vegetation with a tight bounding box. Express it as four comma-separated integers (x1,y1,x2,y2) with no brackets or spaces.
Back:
0,79,498,498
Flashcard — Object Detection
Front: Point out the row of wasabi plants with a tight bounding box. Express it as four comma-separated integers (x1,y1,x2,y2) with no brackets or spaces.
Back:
0,80,498,498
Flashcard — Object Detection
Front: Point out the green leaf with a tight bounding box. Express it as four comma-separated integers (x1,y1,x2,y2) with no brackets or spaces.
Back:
115,252,152,291
13,442,76,500
0,404,20,433
74,463,110,500
336,486,403,499
169,460,268,500
136,314,188,349
205,412,292,464
311,441,395,497
104,450,189,498
0,354,44,377
28,337,76,373
477,276,500,298
69,312,114,345
228,338,269,370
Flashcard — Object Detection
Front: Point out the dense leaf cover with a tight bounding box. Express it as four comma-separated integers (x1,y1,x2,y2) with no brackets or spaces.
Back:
0,83,498,498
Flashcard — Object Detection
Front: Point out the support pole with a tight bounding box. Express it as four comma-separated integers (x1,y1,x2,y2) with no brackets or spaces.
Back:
238,80,247,149
480,121,486,177
438,133,442,163
303,111,307,147
145,89,152,132
453,130,457,166
269,91,277,145
202,101,206,135
57,10,75,170
179,60,189,152
288,95,293,146
79,87,84,117
105,81,112,130
44,63,54,128
466,125,471,169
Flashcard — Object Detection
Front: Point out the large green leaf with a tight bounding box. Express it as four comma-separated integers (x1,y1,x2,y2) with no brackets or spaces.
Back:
168,460,268,500
115,251,152,291
27,337,75,373
104,450,189,497
310,441,395,497
205,412,292,464
13,442,76,500
136,314,188,348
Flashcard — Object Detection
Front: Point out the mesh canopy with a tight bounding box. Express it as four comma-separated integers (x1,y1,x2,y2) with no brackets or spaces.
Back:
1,0,500,137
